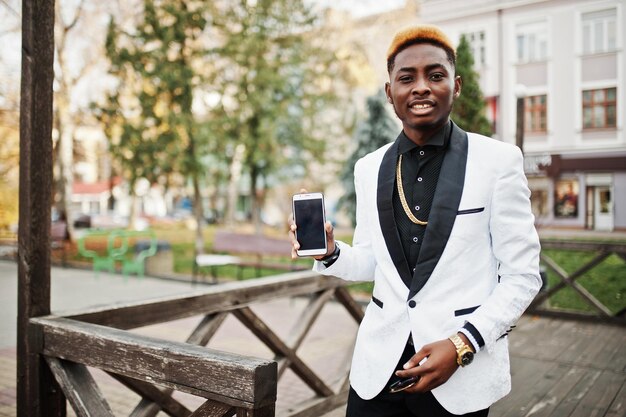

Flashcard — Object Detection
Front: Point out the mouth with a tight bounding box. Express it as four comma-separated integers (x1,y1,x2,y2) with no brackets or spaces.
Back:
409,101,435,114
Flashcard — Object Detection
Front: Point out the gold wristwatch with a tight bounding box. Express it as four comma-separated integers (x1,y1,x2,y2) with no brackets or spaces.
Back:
449,334,474,367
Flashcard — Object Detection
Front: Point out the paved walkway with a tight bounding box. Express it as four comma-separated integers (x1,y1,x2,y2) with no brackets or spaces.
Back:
1,260,625,416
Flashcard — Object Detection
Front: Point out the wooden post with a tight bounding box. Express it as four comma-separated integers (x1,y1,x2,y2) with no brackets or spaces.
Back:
16,0,63,416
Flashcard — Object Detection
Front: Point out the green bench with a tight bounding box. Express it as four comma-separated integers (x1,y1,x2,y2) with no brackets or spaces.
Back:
77,229,157,277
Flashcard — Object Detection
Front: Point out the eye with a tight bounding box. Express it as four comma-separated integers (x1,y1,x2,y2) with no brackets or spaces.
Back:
430,73,445,81
398,75,413,83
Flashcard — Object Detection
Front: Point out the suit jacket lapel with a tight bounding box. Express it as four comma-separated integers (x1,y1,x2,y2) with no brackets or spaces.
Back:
408,122,468,299
377,137,413,287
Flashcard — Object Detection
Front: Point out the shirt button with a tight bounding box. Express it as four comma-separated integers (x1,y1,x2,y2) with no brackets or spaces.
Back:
408,300,417,308
412,237,418,243
417,177,423,182
414,205,420,211
419,150,425,156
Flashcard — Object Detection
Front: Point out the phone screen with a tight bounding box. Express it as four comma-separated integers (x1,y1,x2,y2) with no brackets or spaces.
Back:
293,197,326,252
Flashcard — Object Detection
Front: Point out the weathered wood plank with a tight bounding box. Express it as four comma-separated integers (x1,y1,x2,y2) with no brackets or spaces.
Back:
109,372,191,417
576,322,622,369
333,287,364,323
45,357,114,417
131,312,230,417
188,400,234,417
233,307,334,397
31,316,277,408
187,312,230,346
65,272,346,329
495,357,559,417
548,368,602,417
509,318,564,362
550,321,599,364
501,366,587,417
236,405,275,417
605,380,626,417
568,370,625,417
17,0,63,416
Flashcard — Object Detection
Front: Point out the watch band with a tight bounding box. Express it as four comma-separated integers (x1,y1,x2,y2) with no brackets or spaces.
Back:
449,334,474,367
320,245,340,266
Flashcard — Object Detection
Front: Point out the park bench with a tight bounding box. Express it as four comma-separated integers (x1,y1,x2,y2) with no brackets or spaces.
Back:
77,229,158,277
116,230,158,278
194,230,307,283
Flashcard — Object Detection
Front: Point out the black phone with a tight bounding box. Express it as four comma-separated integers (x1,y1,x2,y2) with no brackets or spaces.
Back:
388,356,427,393
292,192,327,257
388,376,420,393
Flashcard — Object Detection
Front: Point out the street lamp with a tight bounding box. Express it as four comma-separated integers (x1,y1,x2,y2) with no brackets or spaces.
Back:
515,84,527,154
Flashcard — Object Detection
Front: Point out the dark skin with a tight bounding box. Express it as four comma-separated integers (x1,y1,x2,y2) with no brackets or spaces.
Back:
289,42,473,394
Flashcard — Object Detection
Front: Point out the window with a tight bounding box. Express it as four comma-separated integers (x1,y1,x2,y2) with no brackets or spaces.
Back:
462,31,486,66
524,95,547,133
554,180,579,218
582,9,617,55
582,87,616,129
516,22,548,63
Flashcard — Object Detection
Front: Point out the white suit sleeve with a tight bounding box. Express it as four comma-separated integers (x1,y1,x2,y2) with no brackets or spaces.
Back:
468,146,542,352
313,158,376,282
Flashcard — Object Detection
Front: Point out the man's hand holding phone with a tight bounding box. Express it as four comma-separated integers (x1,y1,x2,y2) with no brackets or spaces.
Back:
289,189,335,260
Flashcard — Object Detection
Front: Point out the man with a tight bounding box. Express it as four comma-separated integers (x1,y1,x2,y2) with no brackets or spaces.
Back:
290,25,541,416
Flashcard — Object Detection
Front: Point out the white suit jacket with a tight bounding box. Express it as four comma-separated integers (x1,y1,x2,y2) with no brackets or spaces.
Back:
314,122,541,414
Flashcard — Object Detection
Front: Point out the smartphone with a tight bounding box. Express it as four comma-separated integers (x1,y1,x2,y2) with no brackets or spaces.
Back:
388,376,419,393
388,356,428,393
292,192,328,257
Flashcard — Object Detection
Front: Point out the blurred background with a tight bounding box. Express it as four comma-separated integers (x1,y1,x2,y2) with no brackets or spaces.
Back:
0,0,624,249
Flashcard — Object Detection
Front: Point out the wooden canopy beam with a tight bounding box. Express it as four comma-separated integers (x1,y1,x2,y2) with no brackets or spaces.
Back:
16,0,61,416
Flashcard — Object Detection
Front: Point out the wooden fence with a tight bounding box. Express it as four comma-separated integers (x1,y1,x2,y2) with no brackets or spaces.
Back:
529,240,626,326
32,271,363,416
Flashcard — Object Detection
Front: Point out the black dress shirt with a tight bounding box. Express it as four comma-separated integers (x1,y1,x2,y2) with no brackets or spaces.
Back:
392,121,451,273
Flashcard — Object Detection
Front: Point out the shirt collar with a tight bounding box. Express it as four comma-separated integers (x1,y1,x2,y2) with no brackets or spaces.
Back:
397,120,451,155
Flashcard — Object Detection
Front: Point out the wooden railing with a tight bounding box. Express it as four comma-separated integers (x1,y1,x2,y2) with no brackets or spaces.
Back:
529,240,626,326
35,271,363,417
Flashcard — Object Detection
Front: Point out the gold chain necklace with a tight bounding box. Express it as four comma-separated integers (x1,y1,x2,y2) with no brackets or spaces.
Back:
396,154,428,226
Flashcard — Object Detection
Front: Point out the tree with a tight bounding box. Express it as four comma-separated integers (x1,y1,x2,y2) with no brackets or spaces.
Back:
209,0,343,230
99,0,210,254
451,35,492,137
53,0,110,238
339,90,397,226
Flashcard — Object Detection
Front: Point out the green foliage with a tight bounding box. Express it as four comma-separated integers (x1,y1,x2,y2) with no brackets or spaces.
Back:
96,0,209,189
451,35,492,137
208,0,345,222
339,90,397,226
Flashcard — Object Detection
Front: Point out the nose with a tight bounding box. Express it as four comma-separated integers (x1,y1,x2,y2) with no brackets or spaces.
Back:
412,76,430,96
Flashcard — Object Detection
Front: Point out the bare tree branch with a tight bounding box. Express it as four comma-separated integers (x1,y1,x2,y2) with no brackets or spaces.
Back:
65,0,86,33
0,0,20,18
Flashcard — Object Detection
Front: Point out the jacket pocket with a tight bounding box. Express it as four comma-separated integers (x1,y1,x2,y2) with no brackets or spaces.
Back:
372,295,384,309
457,207,485,215
454,305,480,316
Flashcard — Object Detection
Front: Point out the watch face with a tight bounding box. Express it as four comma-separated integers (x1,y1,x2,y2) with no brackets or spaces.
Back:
461,351,474,366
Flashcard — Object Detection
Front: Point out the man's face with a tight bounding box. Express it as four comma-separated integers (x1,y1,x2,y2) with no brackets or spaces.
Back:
385,43,461,141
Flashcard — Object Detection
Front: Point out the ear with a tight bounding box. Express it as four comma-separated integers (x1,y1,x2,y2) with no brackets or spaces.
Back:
384,82,393,104
454,75,462,98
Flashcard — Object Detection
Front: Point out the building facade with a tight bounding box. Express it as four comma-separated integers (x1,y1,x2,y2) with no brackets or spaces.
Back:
417,0,625,231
